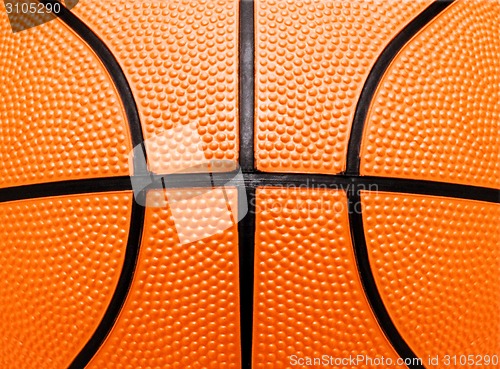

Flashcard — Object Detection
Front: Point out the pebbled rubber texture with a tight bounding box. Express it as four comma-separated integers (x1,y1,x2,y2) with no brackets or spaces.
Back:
0,192,132,369
362,192,500,368
87,189,241,369
252,188,404,369
360,0,500,189
0,1,498,368
73,0,239,174
0,8,132,188
254,0,432,174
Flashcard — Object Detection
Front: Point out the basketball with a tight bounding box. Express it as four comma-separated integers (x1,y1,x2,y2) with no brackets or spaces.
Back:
0,0,498,368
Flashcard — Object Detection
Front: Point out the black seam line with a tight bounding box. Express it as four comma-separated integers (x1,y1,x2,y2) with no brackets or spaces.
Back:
238,2,256,363
344,1,455,368
239,0,255,172
35,2,148,368
38,0,148,176
0,174,498,204
345,0,454,176
0,177,132,203
3,6,493,369
69,199,145,369
238,4,257,363
137,172,500,203
238,186,256,369
347,191,425,369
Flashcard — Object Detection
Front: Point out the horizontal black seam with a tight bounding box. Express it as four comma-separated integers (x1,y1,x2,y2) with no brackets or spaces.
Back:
0,176,133,203
1,173,497,204
136,172,500,204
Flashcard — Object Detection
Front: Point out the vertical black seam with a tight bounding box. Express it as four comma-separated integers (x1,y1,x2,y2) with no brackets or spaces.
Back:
239,0,255,172
239,2,256,364
238,185,256,369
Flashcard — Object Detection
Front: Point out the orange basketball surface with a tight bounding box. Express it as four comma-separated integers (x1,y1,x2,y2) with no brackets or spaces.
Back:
0,1,498,369
0,8,132,188
253,188,404,369
362,192,500,368
0,193,132,369
86,189,241,369
73,0,240,174
254,0,432,174
360,0,500,188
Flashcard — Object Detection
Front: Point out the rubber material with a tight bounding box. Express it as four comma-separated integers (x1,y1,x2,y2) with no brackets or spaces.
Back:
68,200,145,369
35,2,148,368
349,191,424,369
0,1,132,188
0,192,133,369
38,0,147,175
254,0,434,174
344,2,455,368
71,0,240,175
345,0,454,176
359,0,500,189
1,1,498,368
362,192,500,368
253,188,405,369
85,189,241,369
